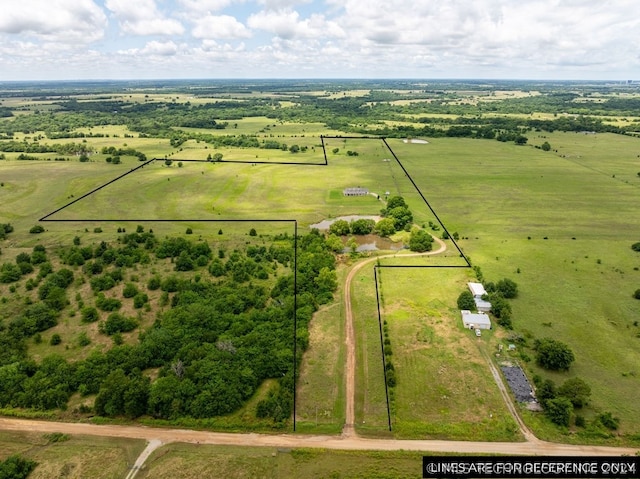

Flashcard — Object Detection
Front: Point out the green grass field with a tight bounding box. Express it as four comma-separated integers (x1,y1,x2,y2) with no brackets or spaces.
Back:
139,443,427,479
375,263,520,441
0,430,145,479
1,111,640,445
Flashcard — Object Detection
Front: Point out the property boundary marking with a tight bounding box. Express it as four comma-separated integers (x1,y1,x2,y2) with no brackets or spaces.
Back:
38,134,471,434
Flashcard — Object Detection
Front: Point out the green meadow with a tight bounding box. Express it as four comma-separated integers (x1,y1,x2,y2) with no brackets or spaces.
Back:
1,90,639,446
139,443,426,479
0,430,145,479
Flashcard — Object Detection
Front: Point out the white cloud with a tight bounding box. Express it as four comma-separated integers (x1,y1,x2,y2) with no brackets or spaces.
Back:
2,0,640,80
105,0,184,35
257,0,312,11
192,15,252,40
177,0,235,13
247,9,344,40
127,40,181,56
0,0,107,43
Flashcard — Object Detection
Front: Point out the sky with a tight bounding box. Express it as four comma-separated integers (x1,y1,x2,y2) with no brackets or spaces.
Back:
1,0,639,81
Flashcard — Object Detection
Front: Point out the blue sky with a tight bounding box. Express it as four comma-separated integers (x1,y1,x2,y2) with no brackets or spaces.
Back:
1,0,639,81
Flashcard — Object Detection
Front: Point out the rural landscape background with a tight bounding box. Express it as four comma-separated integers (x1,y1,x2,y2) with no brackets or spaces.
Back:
0,78,638,477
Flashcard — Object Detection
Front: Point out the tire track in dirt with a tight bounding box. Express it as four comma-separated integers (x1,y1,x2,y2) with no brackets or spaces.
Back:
343,236,447,435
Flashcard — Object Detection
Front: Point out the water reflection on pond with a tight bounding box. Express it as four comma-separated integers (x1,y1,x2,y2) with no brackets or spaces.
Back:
310,216,404,252
346,234,405,252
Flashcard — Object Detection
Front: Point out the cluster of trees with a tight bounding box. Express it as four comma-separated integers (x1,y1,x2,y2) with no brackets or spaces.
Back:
0,140,93,156
0,223,13,240
456,276,518,329
100,146,147,162
534,375,591,427
0,230,337,425
380,196,413,233
0,455,37,479
328,218,375,237
382,319,396,389
533,373,619,432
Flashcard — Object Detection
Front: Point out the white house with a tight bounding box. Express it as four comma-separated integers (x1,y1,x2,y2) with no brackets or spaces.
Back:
468,282,492,312
461,310,492,330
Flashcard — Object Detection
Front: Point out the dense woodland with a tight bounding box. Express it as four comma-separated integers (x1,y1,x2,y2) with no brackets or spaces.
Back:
0,229,337,424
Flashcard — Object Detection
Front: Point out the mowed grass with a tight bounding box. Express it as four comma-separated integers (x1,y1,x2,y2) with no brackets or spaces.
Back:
0,430,145,479
384,136,640,437
370,262,520,441
139,443,427,479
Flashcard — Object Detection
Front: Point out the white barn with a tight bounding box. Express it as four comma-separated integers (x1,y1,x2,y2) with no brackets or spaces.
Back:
461,310,492,330
468,282,492,312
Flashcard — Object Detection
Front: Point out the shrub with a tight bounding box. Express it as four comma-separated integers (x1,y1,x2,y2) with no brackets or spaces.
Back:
597,412,620,430
147,276,161,290
545,397,572,427
95,294,122,312
535,338,575,371
50,333,62,345
457,290,476,310
77,332,91,347
133,293,148,309
122,283,138,298
29,225,45,234
557,377,591,408
496,278,518,298
81,306,99,323
100,312,138,335
632,242,640,252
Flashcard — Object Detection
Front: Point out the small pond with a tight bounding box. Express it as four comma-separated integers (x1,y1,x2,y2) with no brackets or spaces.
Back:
309,216,404,252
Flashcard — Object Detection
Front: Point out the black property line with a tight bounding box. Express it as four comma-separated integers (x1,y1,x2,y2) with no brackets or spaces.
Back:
41,219,298,223
380,138,471,267
39,133,468,435
39,158,155,221
374,267,393,432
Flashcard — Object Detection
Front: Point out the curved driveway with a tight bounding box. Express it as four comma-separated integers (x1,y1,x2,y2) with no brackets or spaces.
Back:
1,236,637,460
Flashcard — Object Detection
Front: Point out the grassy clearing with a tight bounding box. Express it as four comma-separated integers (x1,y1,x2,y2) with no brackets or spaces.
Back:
0,430,145,479
295,266,346,433
374,262,520,441
386,135,640,437
140,443,427,479
352,262,392,436
1,118,639,443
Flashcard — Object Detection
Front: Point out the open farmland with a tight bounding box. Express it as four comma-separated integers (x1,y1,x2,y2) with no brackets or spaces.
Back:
1,80,640,460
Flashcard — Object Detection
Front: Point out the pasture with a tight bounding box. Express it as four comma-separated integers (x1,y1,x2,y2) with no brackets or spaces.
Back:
1,101,639,444
0,430,145,479
139,443,426,479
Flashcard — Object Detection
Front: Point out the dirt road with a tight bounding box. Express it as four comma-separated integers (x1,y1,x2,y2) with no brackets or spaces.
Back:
343,237,447,434
0,417,636,456
1,235,637,462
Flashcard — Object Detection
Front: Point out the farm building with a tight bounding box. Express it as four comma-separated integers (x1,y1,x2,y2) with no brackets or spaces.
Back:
468,282,492,312
343,187,369,196
460,310,492,330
